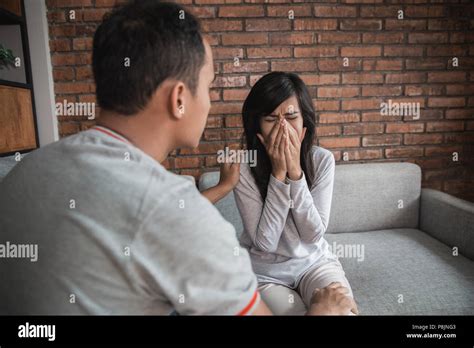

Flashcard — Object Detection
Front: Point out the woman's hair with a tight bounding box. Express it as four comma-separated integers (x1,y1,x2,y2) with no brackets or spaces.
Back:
241,71,316,199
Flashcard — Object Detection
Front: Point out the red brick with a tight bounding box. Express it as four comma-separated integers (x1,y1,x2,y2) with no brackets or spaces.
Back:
294,47,338,58
341,46,381,57
212,47,243,60
427,72,467,83
267,5,312,17
212,76,246,88
294,19,338,31
408,33,448,44
270,33,314,45
223,89,249,101
340,19,382,31
272,60,317,72
363,59,403,71
72,37,93,51
318,59,361,72
343,124,383,135
405,6,444,17
246,19,291,31
385,147,424,158
221,33,268,45
404,134,443,145
384,46,423,57
385,73,425,84
342,73,384,84
360,6,400,17
428,97,466,108
209,103,242,115
362,32,404,44
362,135,401,147
426,121,464,132
247,47,291,59
446,109,474,119
301,74,340,86
175,157,200,169
201,19,242,32
53,67,75,81
342,98,382,110
319,112,360,124
386,123,424,133
385,19,426,31
317,87,359,98
316,126,341,137
319,32,360,44
362,86,402,97
319,137,360,148
314,100,340,111
222,61,268,73
405,59,446,70
218,6,264,17
314,5,356,17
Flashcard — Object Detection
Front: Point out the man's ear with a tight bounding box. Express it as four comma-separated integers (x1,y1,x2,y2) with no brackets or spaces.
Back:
169,81,186,120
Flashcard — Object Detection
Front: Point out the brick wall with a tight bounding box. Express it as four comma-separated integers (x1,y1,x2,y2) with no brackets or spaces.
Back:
46,0,474,202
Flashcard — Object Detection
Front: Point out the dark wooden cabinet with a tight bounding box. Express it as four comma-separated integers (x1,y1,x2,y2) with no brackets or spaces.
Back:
0,0,38,155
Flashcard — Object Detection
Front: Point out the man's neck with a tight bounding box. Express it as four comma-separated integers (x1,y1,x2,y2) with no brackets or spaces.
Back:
97,110,174,163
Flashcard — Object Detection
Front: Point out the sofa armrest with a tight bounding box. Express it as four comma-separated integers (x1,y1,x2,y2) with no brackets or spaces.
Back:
420,188,474,260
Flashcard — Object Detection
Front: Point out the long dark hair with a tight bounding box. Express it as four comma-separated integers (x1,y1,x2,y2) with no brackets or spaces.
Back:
242,72,316,199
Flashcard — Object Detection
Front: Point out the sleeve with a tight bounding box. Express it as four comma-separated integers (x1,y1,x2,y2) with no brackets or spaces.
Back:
233,165,291,253
130,178,260,315
287,151,335,244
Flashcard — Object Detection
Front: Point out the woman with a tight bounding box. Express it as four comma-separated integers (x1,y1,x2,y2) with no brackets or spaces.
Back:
234,71,356,315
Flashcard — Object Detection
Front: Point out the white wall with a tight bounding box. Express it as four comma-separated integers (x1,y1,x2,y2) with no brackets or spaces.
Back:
24,0,59,146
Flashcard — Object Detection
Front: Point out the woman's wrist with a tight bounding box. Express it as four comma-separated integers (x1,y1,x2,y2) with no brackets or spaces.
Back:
272,170,287,182
287,168,302,181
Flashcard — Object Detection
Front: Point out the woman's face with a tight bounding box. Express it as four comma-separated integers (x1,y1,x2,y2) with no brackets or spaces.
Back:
259,95,304,142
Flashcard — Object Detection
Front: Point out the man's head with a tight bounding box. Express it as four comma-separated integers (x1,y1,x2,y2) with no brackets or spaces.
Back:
93,0,214,149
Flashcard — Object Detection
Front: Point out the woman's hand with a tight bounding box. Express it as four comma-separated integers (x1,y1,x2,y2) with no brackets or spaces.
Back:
285,121,306,181
257,120,287,182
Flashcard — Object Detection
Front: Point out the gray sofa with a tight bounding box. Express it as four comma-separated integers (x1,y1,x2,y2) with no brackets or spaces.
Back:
199,162,474,315
1,156,472,315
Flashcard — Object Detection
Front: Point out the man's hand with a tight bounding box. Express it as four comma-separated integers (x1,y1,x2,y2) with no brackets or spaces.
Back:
306,282,359,315
218,161,240,191
201,158,240,204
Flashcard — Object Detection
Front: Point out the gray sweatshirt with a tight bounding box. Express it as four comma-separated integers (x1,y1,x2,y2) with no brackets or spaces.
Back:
234,145,338,288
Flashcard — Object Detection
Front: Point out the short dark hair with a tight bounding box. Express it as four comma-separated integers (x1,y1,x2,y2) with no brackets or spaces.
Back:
92,0,205,115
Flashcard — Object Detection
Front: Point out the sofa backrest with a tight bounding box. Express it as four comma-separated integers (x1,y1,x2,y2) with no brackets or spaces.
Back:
199,172,244,237
0,155,20,182
198,162,421,235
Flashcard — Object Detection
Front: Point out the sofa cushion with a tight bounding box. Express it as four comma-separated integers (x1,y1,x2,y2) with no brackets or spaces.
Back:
325,228,474,315
327,162,421,233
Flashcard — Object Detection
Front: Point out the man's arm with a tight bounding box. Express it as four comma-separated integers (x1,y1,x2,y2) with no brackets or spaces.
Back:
201,162,240,204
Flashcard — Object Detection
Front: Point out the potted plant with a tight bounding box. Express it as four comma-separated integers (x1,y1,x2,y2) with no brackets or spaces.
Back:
0,44,15,70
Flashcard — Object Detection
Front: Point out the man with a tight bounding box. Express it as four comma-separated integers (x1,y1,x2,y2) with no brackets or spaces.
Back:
0,0,356,315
